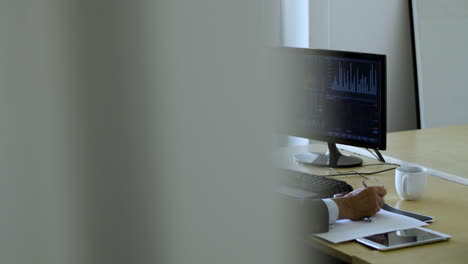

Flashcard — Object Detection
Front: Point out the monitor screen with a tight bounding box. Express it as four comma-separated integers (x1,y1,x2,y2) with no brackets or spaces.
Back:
282,47,386,150
274,47,387,167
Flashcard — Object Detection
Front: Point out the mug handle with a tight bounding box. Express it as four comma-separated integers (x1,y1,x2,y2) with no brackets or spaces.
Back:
402,174,409,198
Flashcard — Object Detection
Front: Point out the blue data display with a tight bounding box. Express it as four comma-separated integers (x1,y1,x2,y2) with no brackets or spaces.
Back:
296,54,383,145
329,59,379,96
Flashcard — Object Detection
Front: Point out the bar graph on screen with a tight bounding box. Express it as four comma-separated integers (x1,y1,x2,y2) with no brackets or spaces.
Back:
328,59,379,96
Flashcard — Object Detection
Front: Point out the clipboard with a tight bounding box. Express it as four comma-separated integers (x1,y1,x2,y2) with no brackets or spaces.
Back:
382,204,434,223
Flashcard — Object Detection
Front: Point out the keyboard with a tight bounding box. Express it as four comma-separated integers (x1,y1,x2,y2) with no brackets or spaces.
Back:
277,168,353,198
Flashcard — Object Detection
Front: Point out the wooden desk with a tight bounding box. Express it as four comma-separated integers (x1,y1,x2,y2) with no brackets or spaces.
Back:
279,125,468,264
385,124,468,181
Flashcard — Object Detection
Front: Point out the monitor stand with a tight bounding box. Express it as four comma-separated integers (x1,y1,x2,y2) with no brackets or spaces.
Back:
294,142,363,168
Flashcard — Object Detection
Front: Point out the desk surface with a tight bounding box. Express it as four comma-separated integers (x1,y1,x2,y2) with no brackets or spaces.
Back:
279,125,468,264
385,124,468,180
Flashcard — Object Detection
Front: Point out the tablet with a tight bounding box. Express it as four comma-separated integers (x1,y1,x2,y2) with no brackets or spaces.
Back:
356,227,450,251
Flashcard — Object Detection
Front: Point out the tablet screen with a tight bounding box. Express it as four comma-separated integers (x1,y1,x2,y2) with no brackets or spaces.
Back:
358,227,449,250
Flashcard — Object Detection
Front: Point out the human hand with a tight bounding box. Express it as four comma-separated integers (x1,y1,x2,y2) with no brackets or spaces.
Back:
332,186,386,220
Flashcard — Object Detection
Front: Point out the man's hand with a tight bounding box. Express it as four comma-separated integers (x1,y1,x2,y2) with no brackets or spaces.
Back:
332,186,387,220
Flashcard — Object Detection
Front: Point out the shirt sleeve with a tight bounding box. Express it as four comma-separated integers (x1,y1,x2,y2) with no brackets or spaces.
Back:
322,198,339,225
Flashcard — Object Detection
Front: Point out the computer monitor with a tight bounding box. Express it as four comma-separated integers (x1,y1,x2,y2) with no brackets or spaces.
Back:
279,47,386,168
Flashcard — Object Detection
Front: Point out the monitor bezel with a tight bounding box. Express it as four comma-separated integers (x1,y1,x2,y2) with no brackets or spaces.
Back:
285,47,387,150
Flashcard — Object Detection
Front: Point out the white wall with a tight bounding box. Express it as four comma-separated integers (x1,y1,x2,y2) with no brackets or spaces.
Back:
281,0,309,48
281,0,310,145
310,0,418,132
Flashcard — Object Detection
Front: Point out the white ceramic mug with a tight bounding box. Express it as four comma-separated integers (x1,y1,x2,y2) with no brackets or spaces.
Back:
395,166,427,200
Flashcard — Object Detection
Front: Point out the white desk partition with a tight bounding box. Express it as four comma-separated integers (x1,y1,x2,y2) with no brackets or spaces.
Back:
412,0,468,128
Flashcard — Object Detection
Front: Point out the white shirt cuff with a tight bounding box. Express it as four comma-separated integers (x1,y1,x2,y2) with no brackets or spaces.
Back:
322,198,339,226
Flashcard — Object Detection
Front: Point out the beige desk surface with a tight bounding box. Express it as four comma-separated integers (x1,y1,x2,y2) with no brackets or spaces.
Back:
279,125,468,264
385,124,468,179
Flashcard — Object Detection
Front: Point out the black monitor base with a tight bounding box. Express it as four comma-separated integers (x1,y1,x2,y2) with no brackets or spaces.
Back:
294,142,363,168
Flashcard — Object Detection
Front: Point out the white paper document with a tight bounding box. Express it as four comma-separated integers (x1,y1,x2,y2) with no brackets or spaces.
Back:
314,209,428,243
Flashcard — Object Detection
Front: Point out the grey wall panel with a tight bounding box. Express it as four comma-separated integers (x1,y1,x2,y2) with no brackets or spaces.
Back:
413,0,468,128
310,0,418,132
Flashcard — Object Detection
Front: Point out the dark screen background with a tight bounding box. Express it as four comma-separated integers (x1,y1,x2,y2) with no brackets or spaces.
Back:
279,48,386,149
